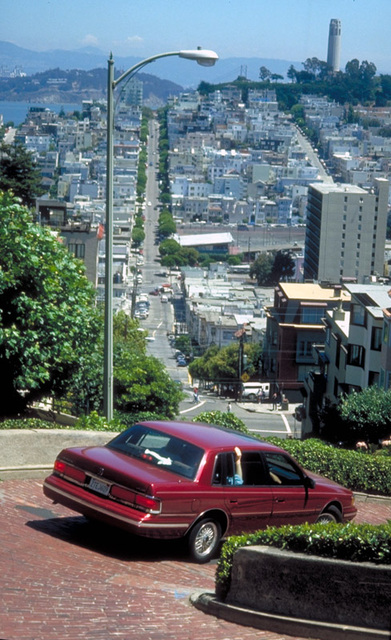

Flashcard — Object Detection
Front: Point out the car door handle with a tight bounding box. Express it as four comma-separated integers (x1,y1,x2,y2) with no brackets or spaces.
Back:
274,497,285,503
229,499,238,504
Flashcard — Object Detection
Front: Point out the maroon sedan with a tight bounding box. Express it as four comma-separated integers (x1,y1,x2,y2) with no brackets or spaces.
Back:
43,421,357,563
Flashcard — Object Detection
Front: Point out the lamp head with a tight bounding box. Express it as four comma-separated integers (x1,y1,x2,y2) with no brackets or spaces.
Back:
179,48,219,67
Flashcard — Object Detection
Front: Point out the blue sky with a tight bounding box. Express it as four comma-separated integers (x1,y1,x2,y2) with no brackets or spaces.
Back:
3,0,391,73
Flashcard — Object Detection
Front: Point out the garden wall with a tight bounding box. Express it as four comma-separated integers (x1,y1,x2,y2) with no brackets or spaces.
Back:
223,545,391,637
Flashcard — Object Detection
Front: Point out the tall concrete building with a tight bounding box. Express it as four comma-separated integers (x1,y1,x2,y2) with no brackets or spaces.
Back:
327,19,341,72
304,178,389,284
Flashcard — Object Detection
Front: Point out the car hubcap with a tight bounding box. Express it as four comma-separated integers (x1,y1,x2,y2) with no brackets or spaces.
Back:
317,513,336,524
195,522,217,557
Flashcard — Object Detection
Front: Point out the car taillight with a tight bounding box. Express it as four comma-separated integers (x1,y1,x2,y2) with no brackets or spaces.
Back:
54,459,86,484
54,459,66,474
110,485,136,504
135,494,161,514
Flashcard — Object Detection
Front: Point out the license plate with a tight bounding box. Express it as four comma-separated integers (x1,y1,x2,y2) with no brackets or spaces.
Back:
89,477,110,496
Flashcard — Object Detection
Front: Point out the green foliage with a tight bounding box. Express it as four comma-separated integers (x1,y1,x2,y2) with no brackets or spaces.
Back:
269,250,295,284
339,387,391,443
193,410,249,434
0,142,45,207
249,250,294,285
249,253,273,285
174,334,192,357
158,211,176,238
188,342,260,387
131,226,145,246
0,193,101,416
216,521,391,600
74,411,123,432
319,388,391,445
266,437,391,496
114,344,184,419
0,417,56,429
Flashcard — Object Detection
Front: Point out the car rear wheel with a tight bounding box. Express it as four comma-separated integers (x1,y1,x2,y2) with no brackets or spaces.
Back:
247,393,256,402
188,518,221,563
316,506,342,524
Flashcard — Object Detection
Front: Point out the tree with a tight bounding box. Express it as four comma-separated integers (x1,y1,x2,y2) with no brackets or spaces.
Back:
270,250,295,284
114,345,183,421
249,253,273,285
320,387,391,445
287,65,297,83
188,343,261,390
131,227,145,246
259,66,271,82
0,142,45,207
339,387,391,444
158,211,176,238
0,193,101,416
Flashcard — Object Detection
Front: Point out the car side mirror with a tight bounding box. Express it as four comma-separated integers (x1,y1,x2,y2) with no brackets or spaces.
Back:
304,476,316,489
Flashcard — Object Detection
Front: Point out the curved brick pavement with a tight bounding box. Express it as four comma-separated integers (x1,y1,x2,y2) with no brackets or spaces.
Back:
1,478,390,640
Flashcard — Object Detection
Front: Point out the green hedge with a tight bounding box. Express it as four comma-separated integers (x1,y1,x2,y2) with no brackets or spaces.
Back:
267,437,391,496
216,521,391,600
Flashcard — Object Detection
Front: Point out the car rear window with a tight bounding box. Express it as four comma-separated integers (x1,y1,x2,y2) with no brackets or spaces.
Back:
107,425,204,480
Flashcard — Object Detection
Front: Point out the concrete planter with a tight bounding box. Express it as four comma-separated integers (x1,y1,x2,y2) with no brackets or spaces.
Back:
221,545,391,638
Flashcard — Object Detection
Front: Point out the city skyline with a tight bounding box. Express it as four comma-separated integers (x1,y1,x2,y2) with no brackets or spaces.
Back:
2,0,391,74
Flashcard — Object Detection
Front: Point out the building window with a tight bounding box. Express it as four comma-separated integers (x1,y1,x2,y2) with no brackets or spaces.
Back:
348,344,365,368
297,340,313,358
301,307,326,324
335,335,341,369
351,303,366,326
68,243,85,259
368,371,379,386
371,327,382,351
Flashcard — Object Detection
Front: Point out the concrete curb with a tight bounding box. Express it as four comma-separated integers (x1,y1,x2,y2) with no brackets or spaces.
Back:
190,592,391,640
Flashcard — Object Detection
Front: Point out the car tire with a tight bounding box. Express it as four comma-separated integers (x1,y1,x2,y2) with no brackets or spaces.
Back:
248,394,256,402
316,506,342,524
188,518,221,563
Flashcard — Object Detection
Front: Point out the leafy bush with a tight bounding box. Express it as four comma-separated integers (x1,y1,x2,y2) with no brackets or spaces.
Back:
216,521,391,600
266,437,391,496
74,411,123,432
0,417,56,430
193,411,250,434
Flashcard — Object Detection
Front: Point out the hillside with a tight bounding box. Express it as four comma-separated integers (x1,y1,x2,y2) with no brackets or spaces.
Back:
0,67,183,104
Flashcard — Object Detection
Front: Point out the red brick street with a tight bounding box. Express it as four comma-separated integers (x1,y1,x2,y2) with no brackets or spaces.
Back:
2,478,390,640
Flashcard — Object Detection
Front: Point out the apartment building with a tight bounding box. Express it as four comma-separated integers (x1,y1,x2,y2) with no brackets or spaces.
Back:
304,178,389,283
263,282,350,400
302,283,391,436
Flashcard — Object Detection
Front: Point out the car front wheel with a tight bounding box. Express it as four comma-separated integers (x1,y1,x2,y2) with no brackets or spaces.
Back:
188,518,221,563
316,506,342,524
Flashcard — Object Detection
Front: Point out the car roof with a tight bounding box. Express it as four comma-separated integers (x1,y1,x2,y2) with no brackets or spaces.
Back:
134,420,282,453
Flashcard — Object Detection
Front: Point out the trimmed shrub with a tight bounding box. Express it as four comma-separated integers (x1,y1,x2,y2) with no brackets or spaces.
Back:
193,411,250,434
267,437,391,496
216,521,391,600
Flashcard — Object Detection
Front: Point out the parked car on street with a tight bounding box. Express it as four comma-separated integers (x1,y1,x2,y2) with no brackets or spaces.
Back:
43,421,357,563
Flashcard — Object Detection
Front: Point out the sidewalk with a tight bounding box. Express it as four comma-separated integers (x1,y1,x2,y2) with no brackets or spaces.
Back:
237,400,301,415
0,428,117,477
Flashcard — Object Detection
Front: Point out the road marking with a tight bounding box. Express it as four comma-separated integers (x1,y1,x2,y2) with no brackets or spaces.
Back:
280,412,292,436
179,400,207,414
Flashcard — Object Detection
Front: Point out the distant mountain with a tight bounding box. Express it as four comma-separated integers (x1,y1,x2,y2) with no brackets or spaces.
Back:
0,40,300,88
0,66,184,105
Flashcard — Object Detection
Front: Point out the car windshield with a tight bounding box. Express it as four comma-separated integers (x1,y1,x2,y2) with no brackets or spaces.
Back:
107,424,204,480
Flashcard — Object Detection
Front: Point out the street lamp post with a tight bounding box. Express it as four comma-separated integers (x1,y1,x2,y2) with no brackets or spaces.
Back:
104,48,218,420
